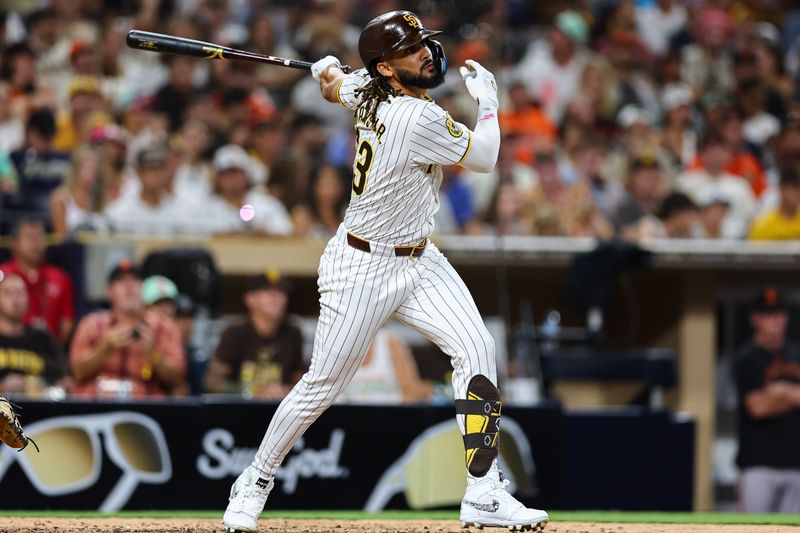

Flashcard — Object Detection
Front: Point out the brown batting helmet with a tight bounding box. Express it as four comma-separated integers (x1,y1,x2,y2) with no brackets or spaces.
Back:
358,10,445,77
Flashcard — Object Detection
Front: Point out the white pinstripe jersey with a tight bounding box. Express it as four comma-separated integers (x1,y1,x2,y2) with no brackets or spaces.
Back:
336,69,473,245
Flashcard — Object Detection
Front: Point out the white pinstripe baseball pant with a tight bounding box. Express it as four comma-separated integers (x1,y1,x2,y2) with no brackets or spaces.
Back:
252,224,496,476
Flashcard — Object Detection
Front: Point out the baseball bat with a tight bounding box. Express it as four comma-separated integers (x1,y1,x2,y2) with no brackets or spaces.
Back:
126,30,350,72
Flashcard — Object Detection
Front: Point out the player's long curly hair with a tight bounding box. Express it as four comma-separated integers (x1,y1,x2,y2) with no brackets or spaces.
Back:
355,75,400,132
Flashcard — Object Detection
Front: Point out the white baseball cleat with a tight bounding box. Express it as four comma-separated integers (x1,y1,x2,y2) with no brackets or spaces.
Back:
459,476,549,531
222,465,274,533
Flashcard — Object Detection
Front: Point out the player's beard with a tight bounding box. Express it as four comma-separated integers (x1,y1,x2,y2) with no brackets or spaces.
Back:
396,63,444,89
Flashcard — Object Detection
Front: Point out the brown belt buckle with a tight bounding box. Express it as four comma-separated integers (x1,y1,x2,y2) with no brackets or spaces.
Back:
410,239,427,259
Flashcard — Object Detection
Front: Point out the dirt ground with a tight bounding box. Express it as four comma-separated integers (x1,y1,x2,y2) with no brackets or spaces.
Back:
2,519,799,533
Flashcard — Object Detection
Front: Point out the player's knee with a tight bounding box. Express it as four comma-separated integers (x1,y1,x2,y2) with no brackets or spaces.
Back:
468,326,495,362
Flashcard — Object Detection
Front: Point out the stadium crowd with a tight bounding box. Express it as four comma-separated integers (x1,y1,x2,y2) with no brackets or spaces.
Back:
1,0,800,398
1,0,800,242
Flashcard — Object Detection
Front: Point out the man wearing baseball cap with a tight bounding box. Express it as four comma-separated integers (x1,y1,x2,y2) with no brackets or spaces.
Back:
141,275,179,317
205,144,293,236
733,287,800,512
69,260,187,397
204,268,304,398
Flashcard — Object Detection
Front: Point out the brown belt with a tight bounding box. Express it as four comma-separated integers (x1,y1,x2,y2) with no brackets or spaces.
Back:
347,232,427,258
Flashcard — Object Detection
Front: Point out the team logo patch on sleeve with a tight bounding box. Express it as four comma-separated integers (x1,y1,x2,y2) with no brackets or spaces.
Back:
445,114,463,138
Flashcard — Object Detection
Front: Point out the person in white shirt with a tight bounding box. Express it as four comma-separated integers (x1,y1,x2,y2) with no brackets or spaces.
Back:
205,144,293,236
104,147,202,236
634,0,688,58
676,133,756,239
171,119,213,204
513,10,591,124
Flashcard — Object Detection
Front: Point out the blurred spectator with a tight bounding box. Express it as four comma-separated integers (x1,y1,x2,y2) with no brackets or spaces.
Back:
69,261,186,398
338,329,427,405
287,113,329,175
246,11,303,104
680,8,736,97
1,42,53,112
171,119,213,204
248,117,288,188
291,164,348,238
694,191,730,239
104,146,201,235
568,138,624,218
677,133,757,238
89,123,129,199
652,191,698,239
612,155,666,239
607,104,670,181
714,108,768,198
466,181,530,237
732,40,787,123
0,82,24,155
204,270,304,399
660,82,698,171
498,80,557,164
0,272,67,395
206,144,293,235
749,165,800,240
197,0,249,45
141,274,197,396
568,56,620,127
141,275,179,318
53,75,110,152
515,10,592,124
634,0,688,58
0,218,75,343
736,78,782,149
152,55,199,132
9,108,71,220
528,149,611,238
0,151,19,194
733,287,800,513
289,21,353,135
49,144,111,238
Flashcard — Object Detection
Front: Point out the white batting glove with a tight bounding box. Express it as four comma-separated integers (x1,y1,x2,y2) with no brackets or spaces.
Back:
459,59,499,110
311,55,342,81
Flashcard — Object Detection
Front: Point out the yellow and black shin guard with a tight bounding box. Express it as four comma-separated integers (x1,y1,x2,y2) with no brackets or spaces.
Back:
456,374,501,477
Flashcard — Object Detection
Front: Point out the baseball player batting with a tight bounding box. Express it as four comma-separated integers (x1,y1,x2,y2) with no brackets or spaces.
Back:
223,10,549,532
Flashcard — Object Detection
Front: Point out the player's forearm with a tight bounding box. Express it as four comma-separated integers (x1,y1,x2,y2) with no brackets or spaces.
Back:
320,67,348,103
460,108,500,173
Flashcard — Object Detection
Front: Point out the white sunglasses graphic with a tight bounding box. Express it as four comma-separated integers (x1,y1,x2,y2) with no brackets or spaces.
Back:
365,416,539,511
0,411,172,512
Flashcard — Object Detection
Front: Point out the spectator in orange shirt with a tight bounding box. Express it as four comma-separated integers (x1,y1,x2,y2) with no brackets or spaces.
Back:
499,80,557,166
69,261,186,398
0,218,75,344
688,108,768,197
718,108,768,198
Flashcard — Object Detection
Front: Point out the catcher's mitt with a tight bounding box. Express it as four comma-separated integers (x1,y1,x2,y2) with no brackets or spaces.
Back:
0,395,38,452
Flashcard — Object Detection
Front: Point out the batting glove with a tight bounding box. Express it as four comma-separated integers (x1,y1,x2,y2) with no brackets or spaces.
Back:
459,60,499,110
311,55,342,81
